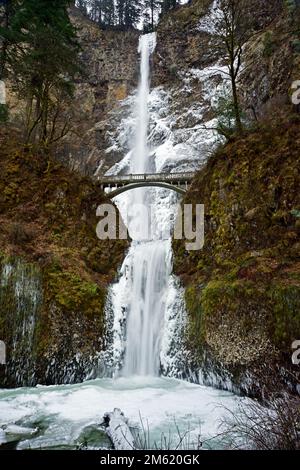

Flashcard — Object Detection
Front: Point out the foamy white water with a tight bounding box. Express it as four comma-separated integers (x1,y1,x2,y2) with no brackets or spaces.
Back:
0,377,247,450
122,240,171,376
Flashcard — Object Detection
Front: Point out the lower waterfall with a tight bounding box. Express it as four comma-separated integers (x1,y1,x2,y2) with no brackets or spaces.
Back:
122,240,171,376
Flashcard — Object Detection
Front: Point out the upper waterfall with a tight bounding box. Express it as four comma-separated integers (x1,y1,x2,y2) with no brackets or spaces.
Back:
132,33,157,174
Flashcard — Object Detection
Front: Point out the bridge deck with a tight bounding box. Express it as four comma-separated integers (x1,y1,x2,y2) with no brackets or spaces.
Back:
98,172,195,185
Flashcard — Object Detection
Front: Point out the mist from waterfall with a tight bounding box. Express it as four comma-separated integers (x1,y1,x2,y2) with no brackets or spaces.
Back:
104,31,189,378
0,8,250,451
122,240,172,376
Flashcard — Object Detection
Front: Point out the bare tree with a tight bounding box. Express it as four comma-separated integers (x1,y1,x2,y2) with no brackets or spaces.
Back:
215,0,253,133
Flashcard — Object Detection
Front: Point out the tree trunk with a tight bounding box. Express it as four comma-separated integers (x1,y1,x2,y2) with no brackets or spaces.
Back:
151,1,154,30
41,85,50,144
103,408,136,450
230,65,243,133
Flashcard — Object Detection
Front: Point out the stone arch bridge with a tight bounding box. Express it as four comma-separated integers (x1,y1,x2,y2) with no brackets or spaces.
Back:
98,172,195,198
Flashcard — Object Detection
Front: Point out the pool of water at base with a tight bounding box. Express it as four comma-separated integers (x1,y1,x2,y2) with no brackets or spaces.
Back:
0,376,247,450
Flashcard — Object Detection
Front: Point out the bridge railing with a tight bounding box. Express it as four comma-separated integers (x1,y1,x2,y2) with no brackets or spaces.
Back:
98,172,195,184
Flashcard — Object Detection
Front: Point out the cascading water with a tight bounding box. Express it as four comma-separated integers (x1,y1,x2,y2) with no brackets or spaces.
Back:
104,23,230,379
132,34,155,174
122,241,171,376
113,33,173,377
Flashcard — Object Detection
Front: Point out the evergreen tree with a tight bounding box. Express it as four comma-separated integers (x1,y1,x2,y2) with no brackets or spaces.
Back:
115,0,124,26
144,0,160,31
124,0,142,28
0,0,17,79
88,0,115,28
0,0,80,144
116,0,142,29
102,0,115,27
106,0,115,25
89,0,101,24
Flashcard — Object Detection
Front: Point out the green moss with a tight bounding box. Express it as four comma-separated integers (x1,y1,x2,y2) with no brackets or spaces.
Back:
0,104,9,123
268,283,300,348
0,135,128,385
46,266,106,318
201,279,256,316
263,31,277,57
291,209,300,218
185,285,205,356
32,263,107,360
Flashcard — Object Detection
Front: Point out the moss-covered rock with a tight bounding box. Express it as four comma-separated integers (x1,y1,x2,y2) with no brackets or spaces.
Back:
173,117,300,395
0,133,128,387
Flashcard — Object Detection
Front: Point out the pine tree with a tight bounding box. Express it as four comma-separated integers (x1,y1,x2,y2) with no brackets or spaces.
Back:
0,0,80,144
144,0,160,31
0,0,17,79
116,0,142,29
102,0,115,27
88,0,115,28
124,0,142,28
89,0,102,24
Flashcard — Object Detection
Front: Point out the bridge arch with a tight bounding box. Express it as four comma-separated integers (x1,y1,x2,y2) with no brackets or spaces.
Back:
106,182,187,198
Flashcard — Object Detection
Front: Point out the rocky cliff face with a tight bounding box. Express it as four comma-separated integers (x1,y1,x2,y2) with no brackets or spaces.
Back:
2,0,299,394
5,1,291,178
63,7,139,176
57,0,296,192
153,0,290,120
82,0,299,396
